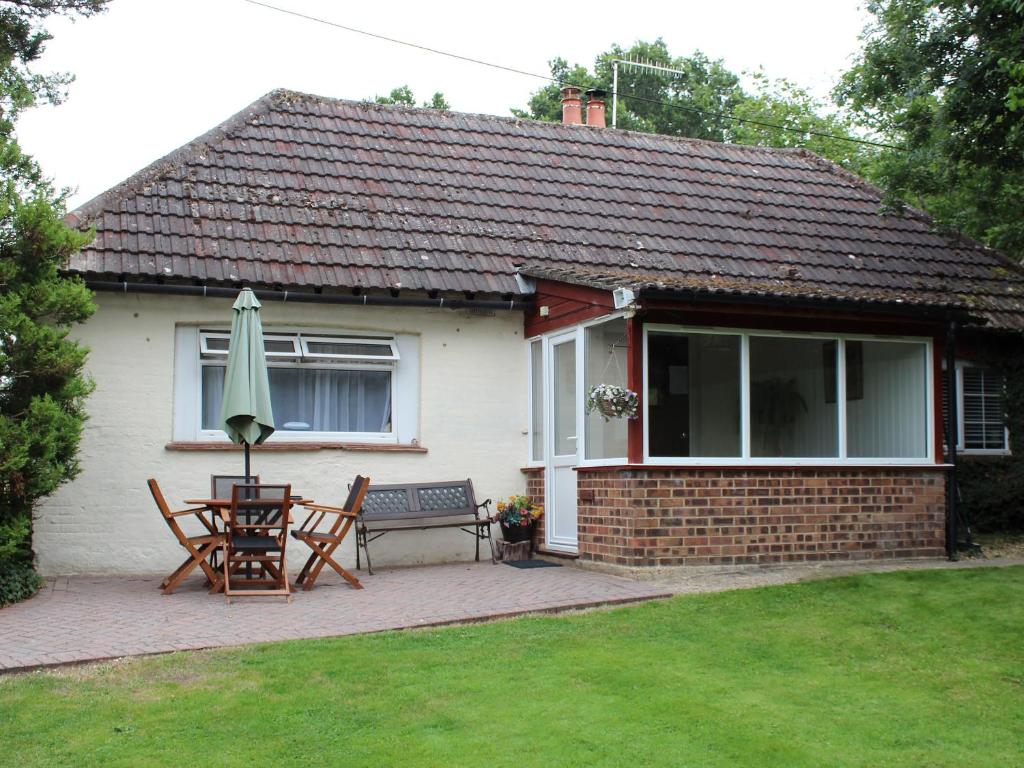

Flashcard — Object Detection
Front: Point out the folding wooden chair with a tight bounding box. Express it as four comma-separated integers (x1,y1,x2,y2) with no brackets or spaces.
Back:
148,478,224,595
222,483,293,601
292,475,370,591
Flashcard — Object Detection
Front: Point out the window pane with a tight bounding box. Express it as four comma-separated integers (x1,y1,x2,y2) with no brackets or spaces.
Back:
962,367,1007,450
205,336,229,352
846,341,928,458
305,340,394,357
584,318,628,460
269,368,391,432
750,337,838,458
201,365,226,430
553,339,577,456
530,340,544,461
648,332,741,458
200,364,392,433
264,338,298,355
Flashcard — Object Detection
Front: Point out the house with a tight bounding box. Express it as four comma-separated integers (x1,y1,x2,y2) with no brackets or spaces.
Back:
39,88,1024,575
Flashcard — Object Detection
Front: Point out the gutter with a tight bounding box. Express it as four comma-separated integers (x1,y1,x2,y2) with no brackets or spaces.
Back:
85,281,533,312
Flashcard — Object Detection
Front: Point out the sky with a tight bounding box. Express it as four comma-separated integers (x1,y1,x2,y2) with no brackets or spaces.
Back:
17,0,871,209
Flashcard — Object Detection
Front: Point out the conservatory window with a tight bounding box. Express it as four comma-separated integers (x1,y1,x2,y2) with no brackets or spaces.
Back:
644,326,932,463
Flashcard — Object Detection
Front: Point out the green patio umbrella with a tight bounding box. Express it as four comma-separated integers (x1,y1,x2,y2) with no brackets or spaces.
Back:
220,288,275,480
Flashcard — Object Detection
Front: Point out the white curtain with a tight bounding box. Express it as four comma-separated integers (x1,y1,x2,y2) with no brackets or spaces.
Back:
201,367,226,430
202,365,392,433
270,368,391,432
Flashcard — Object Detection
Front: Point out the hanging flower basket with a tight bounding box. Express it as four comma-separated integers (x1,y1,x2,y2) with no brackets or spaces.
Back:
586,384,639,421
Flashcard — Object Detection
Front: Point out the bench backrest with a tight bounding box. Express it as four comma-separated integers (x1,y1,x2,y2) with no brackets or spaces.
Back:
361,479,479,522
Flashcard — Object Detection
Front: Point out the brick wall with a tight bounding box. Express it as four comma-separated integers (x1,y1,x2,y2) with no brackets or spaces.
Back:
522,467,546,545
576,468,947,567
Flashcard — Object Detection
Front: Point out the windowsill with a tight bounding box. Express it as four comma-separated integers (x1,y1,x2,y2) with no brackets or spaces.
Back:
576,462,954,472
165,441,427,453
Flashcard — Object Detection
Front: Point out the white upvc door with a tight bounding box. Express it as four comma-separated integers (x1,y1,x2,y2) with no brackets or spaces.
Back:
545,331,580,552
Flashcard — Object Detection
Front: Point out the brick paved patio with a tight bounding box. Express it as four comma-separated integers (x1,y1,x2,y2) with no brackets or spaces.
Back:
0,563,670,673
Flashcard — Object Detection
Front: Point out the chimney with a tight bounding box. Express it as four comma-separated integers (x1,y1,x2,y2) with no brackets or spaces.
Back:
585,89,607,128
561,86,583,125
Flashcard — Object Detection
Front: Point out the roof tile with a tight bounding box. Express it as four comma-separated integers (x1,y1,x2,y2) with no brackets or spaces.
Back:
68,89,1024,328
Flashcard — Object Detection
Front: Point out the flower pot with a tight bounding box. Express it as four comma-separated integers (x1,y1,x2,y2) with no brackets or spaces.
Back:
500,522,534,543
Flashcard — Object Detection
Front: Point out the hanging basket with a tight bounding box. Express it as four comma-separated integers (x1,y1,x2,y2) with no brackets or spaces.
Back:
586,384,639,421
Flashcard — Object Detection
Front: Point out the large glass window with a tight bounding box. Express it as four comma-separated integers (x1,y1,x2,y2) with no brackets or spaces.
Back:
584,318,628,461
645,326,932,462
750,336,837,458
847,341,928,458
648,331,741,457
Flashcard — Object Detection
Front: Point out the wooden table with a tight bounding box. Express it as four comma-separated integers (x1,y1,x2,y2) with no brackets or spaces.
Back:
184,498,311,524
184,498,311,591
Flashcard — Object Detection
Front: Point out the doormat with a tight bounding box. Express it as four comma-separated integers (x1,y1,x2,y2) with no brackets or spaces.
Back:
503,560,562,569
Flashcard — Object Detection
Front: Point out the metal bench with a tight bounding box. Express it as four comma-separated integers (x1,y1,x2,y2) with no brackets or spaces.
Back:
356,479,493,574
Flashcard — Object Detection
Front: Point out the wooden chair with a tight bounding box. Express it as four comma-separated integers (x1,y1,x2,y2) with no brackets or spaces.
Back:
222,483,293,601
211,474,260,499
292,475,370,591
208,476,259,570
148,478,224,595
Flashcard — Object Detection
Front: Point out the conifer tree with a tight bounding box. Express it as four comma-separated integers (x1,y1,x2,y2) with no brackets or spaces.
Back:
0,0,106,606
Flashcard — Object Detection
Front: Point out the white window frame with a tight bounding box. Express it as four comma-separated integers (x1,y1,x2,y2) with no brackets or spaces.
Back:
176,326,419,445
527,337,545,466
300,335,400,362
954,362,1010,455
642,324,936,466
525,312,631,468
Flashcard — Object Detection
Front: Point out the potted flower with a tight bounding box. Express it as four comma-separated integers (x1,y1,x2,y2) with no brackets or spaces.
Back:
586,383,639,421
494,495,544,543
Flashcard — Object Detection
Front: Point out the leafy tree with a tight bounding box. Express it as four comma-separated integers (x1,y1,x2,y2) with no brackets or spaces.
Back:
372,85,450,110
514,39,875,172
835,0,1024,260
0,0,105,606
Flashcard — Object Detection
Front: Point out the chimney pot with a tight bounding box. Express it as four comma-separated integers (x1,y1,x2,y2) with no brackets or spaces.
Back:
585,89,607,128
561,86,583,125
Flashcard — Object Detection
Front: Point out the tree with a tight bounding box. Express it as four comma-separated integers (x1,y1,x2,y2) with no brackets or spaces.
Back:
835,0,1024,260
513,39,875,172
0,0,105,606
372,85,450,110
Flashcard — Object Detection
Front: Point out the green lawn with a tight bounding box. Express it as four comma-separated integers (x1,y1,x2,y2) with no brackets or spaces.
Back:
2,567,1023,767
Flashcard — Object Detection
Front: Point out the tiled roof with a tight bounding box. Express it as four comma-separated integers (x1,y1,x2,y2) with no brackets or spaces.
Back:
68,89,1024,329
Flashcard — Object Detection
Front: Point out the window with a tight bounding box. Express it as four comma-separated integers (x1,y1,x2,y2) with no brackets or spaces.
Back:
584,318,628,461
530,340,544,462
174,327,419,444
943,364,1009,453
644,326,933,463
846,341,928,458
750,336,837,458
647,331,741,458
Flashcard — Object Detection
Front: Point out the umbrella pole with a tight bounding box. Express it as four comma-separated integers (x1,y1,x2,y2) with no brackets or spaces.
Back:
244,442,251,483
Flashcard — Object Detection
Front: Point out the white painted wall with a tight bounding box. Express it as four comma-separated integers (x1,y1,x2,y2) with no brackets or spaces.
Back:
34,292,529,575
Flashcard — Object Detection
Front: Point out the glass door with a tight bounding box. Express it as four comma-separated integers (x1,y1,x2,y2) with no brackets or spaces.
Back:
546,332,579,552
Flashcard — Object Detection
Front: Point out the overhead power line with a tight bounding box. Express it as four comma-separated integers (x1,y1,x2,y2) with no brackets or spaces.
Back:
240,0,902,151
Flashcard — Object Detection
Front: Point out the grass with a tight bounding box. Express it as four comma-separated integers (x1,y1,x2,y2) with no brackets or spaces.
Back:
2,567,1023,767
